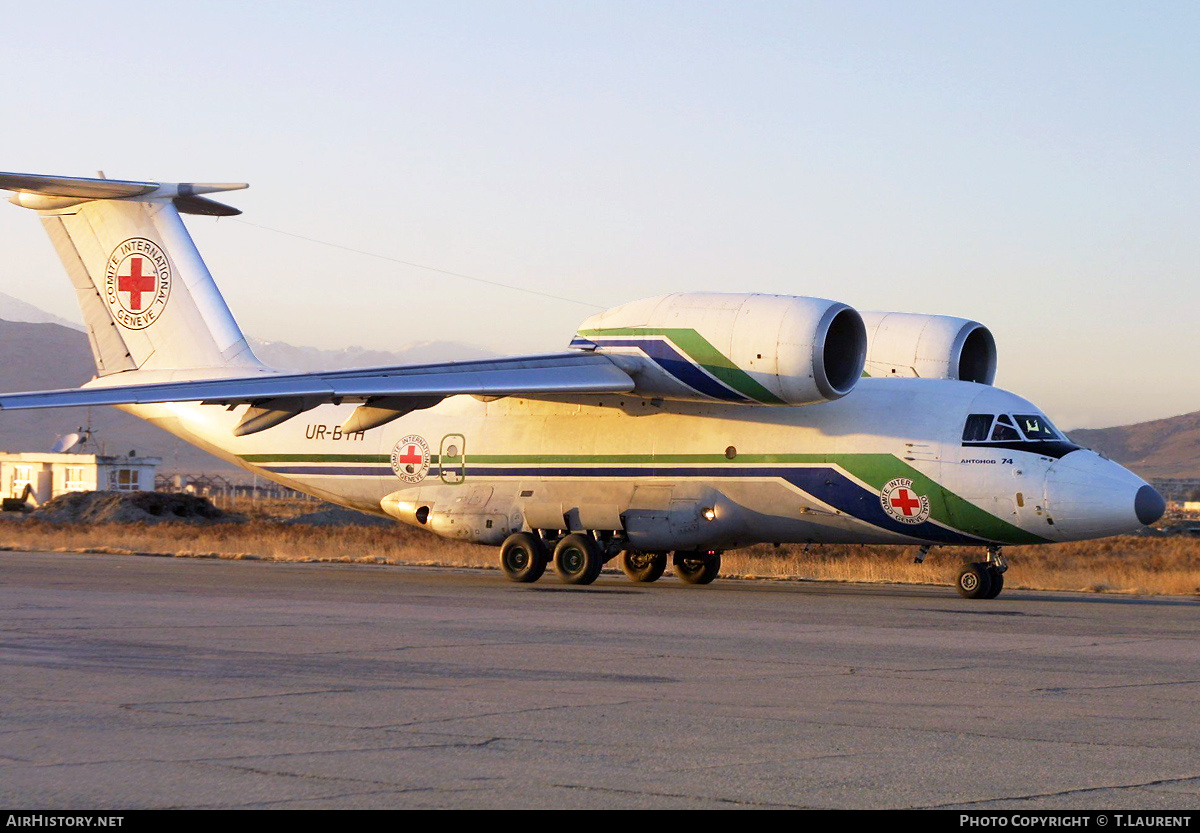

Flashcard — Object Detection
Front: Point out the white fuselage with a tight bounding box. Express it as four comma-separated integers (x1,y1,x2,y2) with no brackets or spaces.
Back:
122,377,1153,550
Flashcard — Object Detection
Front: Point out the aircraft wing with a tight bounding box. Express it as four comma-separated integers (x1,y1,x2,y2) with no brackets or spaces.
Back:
0,352,635,435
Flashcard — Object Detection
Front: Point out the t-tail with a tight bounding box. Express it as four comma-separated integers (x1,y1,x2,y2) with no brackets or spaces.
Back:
1,172,263,376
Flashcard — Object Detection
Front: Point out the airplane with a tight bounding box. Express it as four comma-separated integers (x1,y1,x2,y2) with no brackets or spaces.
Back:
0,171,1165,599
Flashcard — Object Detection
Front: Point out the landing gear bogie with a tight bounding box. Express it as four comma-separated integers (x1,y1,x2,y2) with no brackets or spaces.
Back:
552,533,604,585
620,550,667,583
672,550,721,585
499,532,548,583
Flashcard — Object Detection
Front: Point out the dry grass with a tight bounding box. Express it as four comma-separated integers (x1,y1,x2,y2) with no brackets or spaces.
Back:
725,538,1200,596
1,512,1198,596
0,518,497,568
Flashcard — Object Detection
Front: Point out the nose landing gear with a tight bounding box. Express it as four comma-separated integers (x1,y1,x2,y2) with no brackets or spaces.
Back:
956,546,1007,599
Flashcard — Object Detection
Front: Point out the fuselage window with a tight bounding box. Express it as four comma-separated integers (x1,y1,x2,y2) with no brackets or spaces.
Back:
962,414,993,442
1014,414,1058,440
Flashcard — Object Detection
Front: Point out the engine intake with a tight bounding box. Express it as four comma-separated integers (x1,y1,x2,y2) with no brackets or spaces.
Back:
573,293,867,405
861,311,997,384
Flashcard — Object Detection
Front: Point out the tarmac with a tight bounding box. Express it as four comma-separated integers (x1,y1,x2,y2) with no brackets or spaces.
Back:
1,550,1198,809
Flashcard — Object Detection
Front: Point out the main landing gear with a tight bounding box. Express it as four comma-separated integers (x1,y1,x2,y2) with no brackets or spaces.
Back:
552,533,605,585
499,533,723,587
619,550,667,583
499,532,548,583
499,531,608,586
956,546,1007,600
672,550,721,585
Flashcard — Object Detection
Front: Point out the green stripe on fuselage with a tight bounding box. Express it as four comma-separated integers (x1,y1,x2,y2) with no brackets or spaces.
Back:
239,450,1046,544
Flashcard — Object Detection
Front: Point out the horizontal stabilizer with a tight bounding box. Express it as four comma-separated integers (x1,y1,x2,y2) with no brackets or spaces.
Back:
0,172,158,199
0,171,247,212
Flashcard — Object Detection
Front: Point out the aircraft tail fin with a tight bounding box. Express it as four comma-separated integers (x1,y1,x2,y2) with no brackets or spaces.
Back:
0,171,263,376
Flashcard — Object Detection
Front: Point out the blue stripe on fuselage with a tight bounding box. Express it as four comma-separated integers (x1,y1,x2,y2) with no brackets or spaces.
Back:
259,462,987,544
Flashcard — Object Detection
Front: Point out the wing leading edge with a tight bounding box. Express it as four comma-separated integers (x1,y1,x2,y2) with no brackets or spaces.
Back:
0,352,635,436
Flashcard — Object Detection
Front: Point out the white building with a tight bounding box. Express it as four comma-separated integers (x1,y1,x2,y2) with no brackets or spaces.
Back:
0,452,162,504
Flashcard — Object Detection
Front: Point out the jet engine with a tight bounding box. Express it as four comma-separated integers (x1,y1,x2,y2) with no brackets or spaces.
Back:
860,311,997,384
572,293,867,405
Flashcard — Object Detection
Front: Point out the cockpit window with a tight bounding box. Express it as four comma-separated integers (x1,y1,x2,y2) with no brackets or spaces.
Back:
962,414,993,442
963,411,1065,444
1014,414,1058,440
991,420,1022,441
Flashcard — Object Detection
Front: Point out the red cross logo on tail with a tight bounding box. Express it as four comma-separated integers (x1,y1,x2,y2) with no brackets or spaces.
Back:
103,238,172,330
391,435,431,483
118,257,155,311
880,477,931,525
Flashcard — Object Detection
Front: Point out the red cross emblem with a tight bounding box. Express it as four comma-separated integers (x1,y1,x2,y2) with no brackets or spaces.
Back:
391,435,430,483
118,257,156,311
890,488,921,516
104,238,171,330
880,478,929,525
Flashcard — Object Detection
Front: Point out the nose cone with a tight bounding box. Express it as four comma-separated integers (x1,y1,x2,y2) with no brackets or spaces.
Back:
1135,484,1166,526
1044,451,1159,541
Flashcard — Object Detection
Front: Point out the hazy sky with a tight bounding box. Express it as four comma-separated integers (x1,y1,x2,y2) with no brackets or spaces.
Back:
0,1,1196,429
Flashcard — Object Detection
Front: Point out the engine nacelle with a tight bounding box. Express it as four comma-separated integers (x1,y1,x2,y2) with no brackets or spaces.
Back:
572,293,867,405
861,311,997,384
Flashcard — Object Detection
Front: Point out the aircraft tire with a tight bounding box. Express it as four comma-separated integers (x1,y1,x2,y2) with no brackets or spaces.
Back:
553,534,603,585
955,562,993,599
982,568,1005,599
500,532,548,583
620,550,667,583
673,551,721,585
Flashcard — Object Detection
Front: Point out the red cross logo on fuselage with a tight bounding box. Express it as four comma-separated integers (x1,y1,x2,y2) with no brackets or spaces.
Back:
398,445,423,467
117,257,156,311
890,488,921,517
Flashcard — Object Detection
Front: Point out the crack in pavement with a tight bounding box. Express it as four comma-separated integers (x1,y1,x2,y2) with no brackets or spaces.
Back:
118,687,357,708
1035,679,1200,693
379,698,651,730
914,773,1200,808
549,781,816,808
189,787,414,809
11,736,501,771
710,711,1200,752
